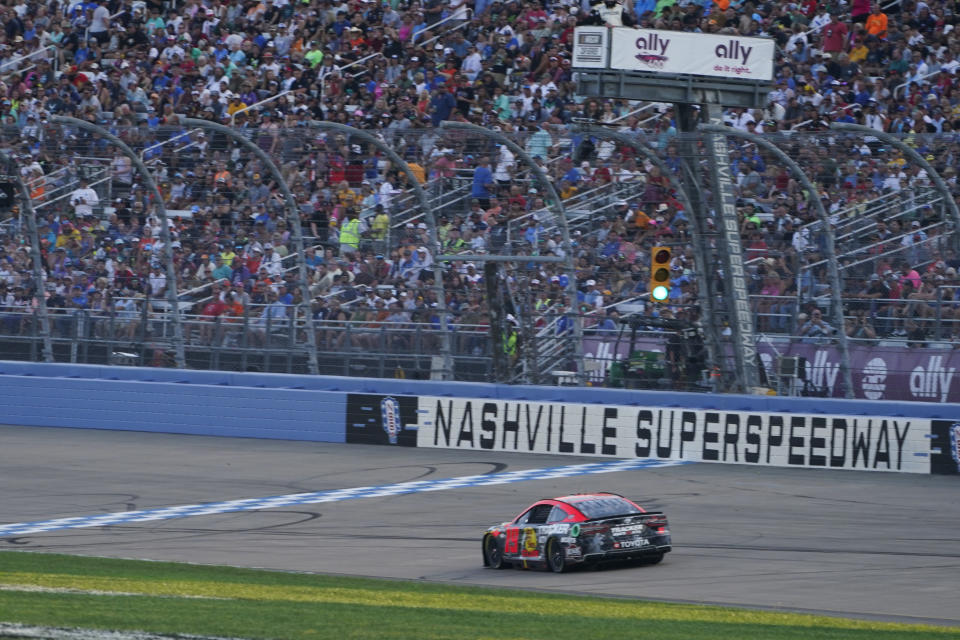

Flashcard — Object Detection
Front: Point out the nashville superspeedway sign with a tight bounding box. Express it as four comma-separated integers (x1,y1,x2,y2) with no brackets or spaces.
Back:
345,394,959,475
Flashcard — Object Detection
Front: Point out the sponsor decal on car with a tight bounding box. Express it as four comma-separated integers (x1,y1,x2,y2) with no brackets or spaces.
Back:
611,525,645,536
541,524,571,535
521,528,539,557
615,538,650,549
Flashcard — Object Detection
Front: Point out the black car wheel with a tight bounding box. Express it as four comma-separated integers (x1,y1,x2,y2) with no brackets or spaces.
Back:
546,537,566,573
484,535,505,569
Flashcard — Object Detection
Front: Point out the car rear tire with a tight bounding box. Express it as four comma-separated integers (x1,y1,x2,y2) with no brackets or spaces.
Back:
546,537,566,573
484,535,505,569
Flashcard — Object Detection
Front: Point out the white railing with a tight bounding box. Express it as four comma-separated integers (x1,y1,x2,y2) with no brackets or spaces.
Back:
608,102,658,125
177,243,326,304
140,128,203,160
0,44,57,76
894,69,944,98
34,170,113,212
230,90,294,125
337,52,384,77
318,53,384,103
414,11,472,45
85,8,126,42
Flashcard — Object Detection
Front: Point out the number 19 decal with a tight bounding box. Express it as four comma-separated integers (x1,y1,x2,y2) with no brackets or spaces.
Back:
505,527,519,554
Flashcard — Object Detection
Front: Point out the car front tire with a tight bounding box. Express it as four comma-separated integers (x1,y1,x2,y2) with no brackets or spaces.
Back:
484,534,505,569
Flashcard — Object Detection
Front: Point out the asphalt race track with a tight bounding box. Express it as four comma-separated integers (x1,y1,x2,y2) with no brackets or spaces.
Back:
1,425,958,627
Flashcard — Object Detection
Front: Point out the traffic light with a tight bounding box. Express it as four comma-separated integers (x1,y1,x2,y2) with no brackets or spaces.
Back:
649,246,672,302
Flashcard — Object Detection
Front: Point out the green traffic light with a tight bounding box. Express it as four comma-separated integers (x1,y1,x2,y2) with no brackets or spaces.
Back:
651,285,669,301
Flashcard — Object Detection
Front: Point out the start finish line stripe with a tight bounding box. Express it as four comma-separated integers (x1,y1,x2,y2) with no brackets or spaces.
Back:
0,458,690,538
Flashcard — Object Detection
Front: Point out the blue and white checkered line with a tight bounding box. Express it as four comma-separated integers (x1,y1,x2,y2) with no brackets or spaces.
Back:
0,458,690,538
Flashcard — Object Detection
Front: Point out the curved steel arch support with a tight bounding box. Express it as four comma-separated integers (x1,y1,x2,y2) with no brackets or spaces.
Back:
574,124,720,385
180,117,319,376
701,123,853,399
1,152,53,362
53,116,186,369
307,121,453,381
439,121,585,385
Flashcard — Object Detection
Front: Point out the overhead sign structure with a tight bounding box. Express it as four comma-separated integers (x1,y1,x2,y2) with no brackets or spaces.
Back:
572,26,609,69
573,27,775,82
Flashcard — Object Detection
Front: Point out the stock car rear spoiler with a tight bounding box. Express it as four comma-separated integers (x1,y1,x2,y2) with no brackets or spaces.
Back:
586,511,667,523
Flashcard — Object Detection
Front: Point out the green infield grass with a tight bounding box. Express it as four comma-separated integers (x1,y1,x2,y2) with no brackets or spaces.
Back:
0,551,955,640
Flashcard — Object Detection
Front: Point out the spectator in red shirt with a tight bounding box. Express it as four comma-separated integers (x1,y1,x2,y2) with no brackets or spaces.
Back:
822,13,850,54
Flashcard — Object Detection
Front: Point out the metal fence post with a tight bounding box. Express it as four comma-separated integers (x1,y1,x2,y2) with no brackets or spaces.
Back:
439,121,585,385
573,124,722,386
307,121,454,382
0,151,53,362
52,115,186,369
180,117,319,376
699,123,854,399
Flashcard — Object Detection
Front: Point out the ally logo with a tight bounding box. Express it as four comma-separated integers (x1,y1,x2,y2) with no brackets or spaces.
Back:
951,422,960,472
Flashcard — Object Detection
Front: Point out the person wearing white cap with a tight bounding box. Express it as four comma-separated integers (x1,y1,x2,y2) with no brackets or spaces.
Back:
900,220,927,253
414,245,434,272
260,242,283,277
584,279,604,310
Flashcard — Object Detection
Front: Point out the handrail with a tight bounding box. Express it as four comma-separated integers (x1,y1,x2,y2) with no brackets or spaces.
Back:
0,44,56,74
894,68,944,98
832,192,941,243
333,52,383,78
140,128,203,160
230,90,294,125
608,102,658,125
176,243,326,302
317,52,384,104
803,220,948,272
24,165,69,187
419,19,472,50
415,11,472,45
788,105,846,131
33,171,112,211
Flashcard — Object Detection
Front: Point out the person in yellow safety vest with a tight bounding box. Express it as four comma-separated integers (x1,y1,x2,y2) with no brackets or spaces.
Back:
504,328,517,358
338,208,364,256
504,313,519,364
369,204,389,240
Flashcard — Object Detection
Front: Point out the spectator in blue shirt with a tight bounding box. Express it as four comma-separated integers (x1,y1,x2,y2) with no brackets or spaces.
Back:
471,156,495,207
429,85,456,127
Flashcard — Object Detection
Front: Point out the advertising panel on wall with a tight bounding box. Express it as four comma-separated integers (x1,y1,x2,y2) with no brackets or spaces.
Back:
603,28,775,81
346,394,956,475
582,337,960,403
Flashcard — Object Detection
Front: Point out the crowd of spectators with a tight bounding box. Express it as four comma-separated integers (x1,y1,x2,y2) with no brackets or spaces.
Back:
1,0,960,363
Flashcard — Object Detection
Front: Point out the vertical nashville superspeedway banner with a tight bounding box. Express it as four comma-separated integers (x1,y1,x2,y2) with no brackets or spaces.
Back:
345,394,959,475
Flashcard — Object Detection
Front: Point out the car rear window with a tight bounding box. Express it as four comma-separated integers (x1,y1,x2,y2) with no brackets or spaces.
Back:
569,496,641,519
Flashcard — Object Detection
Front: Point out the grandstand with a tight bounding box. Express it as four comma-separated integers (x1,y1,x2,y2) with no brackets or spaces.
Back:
0,0,959,402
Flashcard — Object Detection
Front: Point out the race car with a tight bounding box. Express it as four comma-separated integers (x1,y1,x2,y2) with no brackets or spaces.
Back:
482,492,670,573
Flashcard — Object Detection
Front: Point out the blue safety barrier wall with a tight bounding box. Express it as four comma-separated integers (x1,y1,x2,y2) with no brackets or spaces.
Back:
0,361,345,442
1,362,957,459
2,360,959,417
